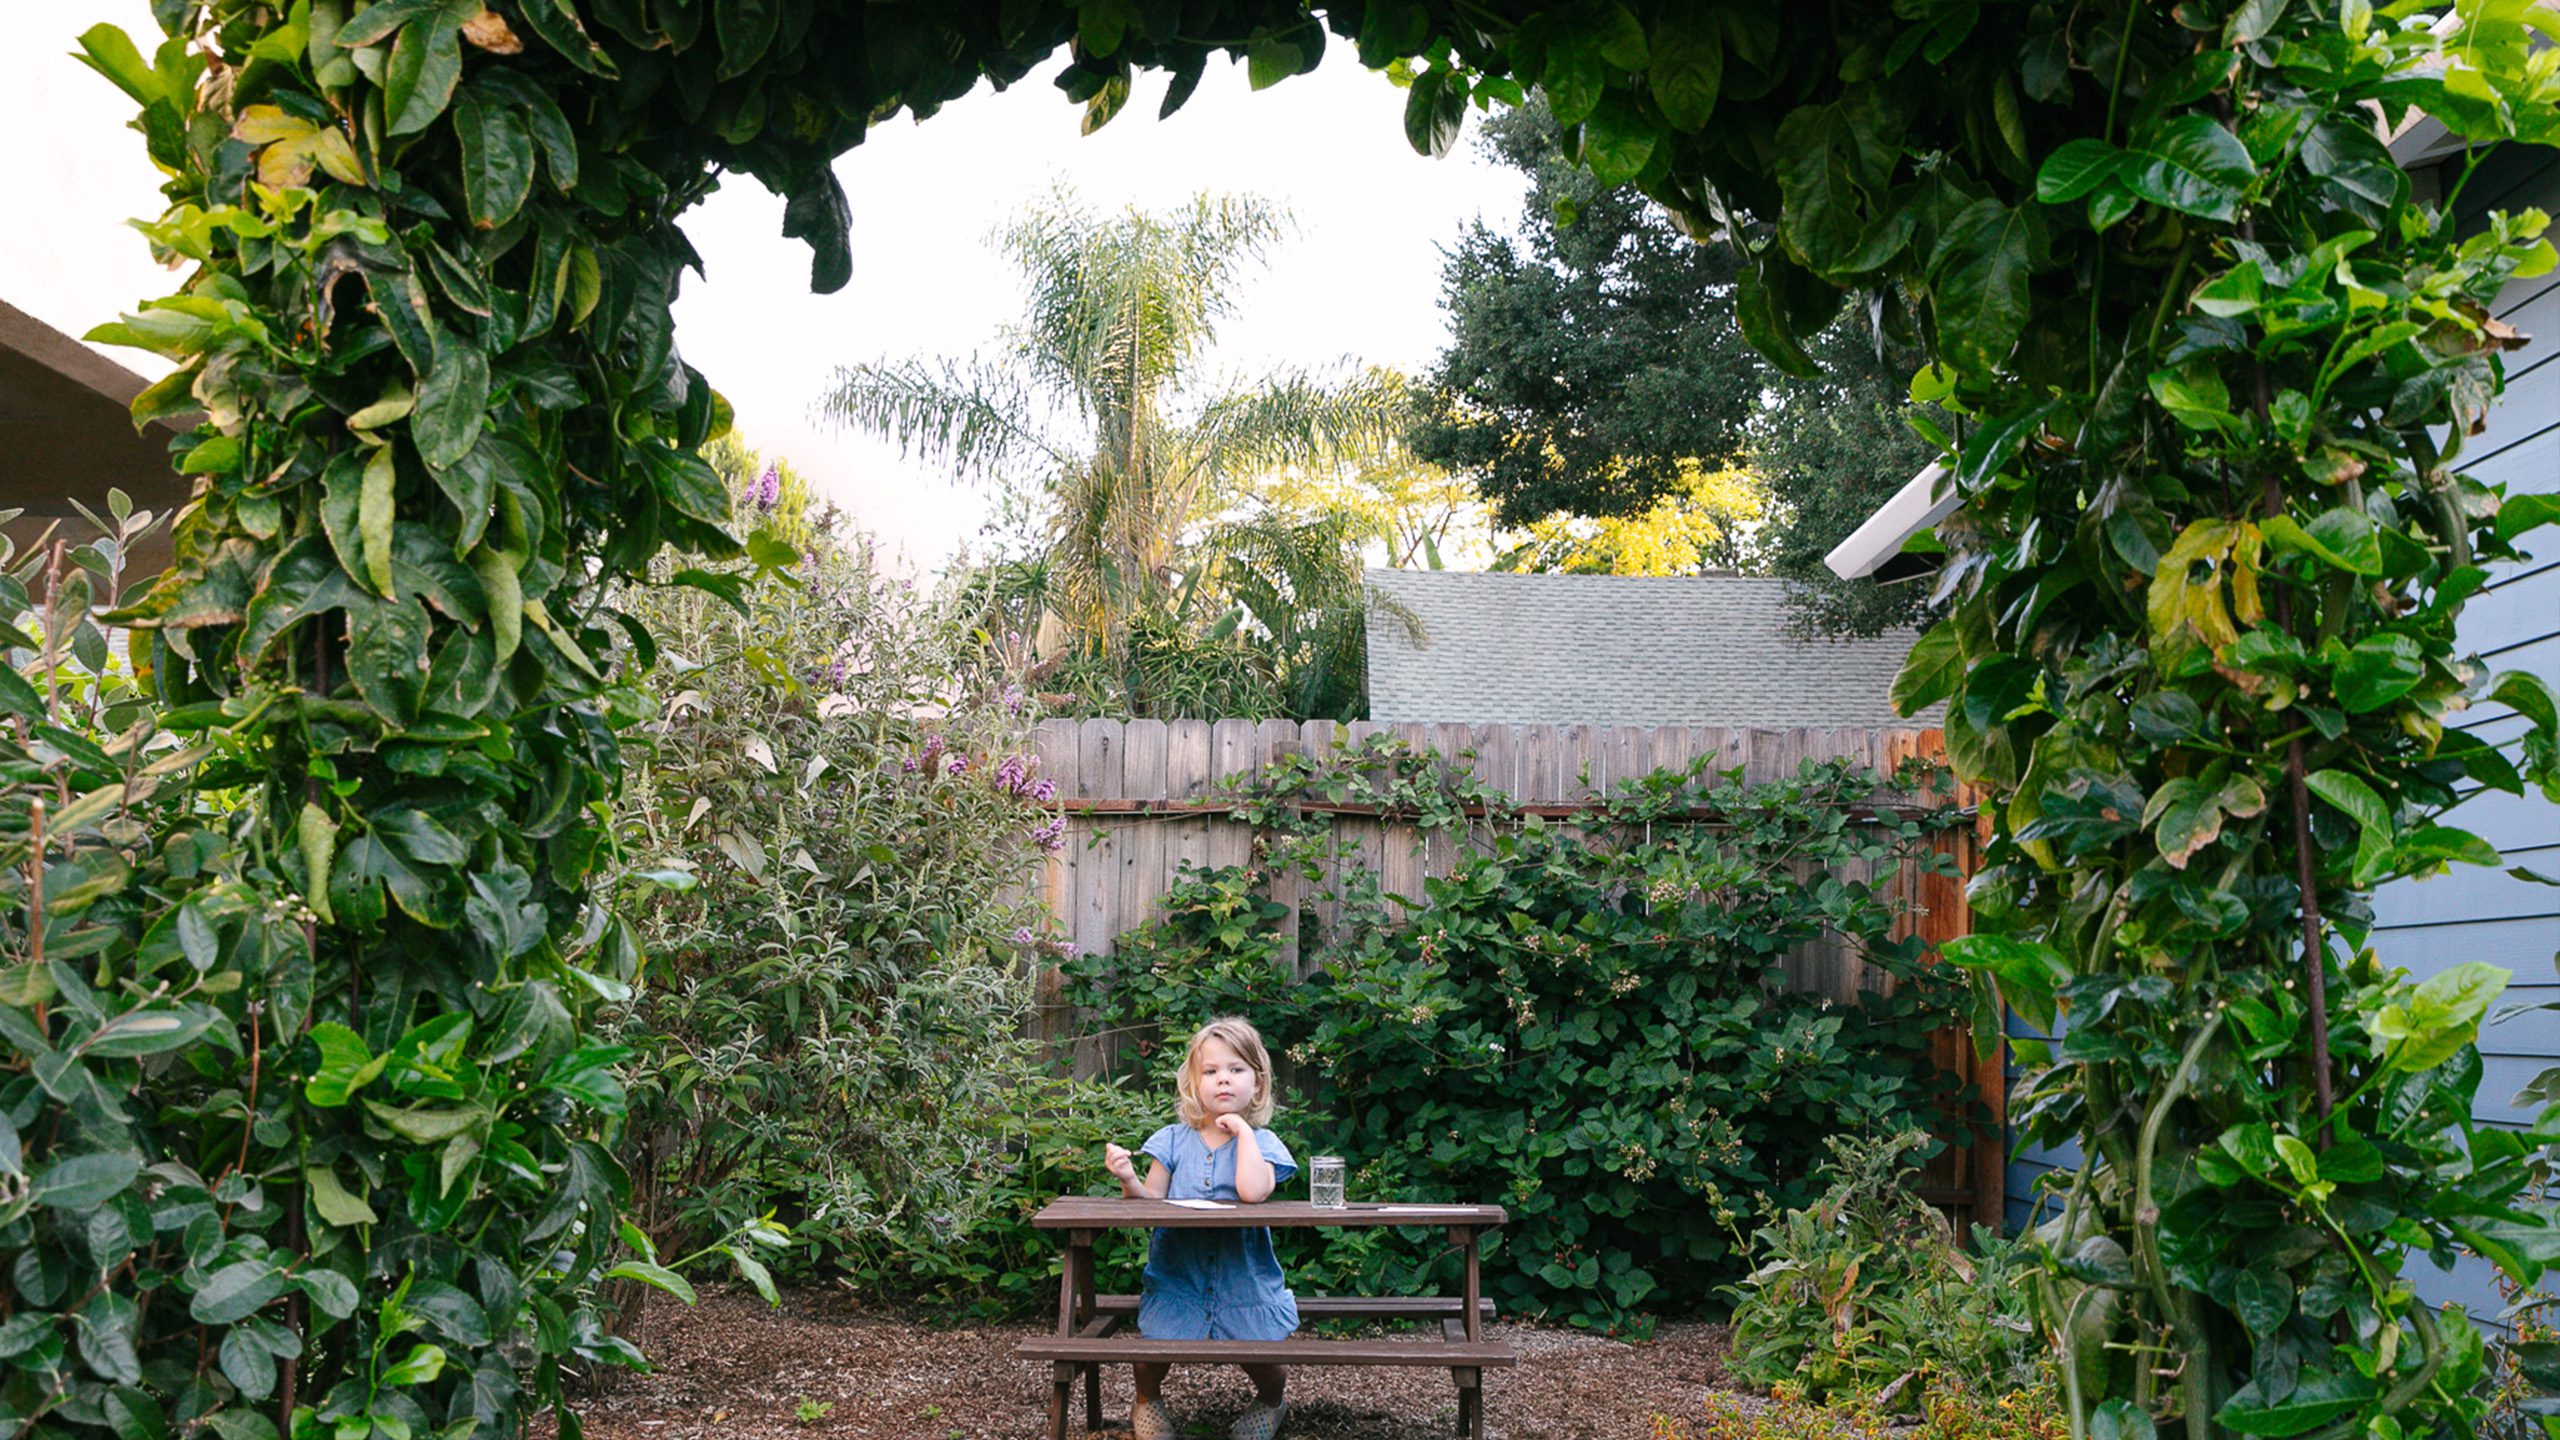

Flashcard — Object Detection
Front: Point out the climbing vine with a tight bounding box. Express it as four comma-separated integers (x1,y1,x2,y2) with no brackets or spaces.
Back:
25,0,2560,1437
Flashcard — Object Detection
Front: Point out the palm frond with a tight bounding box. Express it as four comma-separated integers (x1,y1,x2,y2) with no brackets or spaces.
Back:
818,357,1067,483
1186,365,1410,491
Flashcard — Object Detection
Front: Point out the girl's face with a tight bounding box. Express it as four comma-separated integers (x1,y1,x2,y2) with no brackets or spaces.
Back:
1193,1037,1259,1120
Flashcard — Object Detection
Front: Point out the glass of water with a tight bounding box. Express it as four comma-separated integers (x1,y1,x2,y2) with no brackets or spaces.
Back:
1309,1155,1345,1209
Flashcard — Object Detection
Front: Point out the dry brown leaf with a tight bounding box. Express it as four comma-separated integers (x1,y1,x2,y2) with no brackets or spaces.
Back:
461,7,523,52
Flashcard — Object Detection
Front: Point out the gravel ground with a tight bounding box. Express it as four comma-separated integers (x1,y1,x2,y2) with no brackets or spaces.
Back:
560,1286,1746,1440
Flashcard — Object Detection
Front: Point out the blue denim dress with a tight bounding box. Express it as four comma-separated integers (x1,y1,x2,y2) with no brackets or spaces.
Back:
1136,1123,1301,1341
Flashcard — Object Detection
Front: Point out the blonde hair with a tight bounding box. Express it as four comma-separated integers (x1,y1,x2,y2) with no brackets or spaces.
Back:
1174,1016,1276,1128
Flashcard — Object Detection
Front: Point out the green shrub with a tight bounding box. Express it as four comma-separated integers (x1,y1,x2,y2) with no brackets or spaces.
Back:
605,446,1074,1287
0,494,652,1438
1068,738,1978,1328
1724,1130,2037,1407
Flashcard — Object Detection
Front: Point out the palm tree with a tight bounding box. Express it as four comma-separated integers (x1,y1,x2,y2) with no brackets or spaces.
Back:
822,188,1400,714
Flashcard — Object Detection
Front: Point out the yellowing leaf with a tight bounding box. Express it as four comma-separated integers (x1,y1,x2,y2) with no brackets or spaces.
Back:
469,544,522,662
298,801,339,924
359,444,397,596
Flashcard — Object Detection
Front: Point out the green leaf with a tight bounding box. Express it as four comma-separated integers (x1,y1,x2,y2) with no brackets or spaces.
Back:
1939,934,2070,1033
383,8,463,136
2218,1368,2375,1437
645,445,731,526
1777,103,1876,275
190,1261,288,1325
2144,776,2228,869
1245,32,1303,90
1647,0,1722,130
294,1270,360,1320
2491,669,2559,733
1582,94,1658,187
2149,360,2236,432
2232,1268,2293,1335
35,1151,139,1209
2305,769,2388,838
2370,961,2510,1071
304,1166,379,1227
332,0,437,47
2333,633,2423,712
379,1343,448,1387
219,1326,277,1401
365,1099,490,1146
373,807,468,866
2035,139,2123,203
713,0,780,79
1590,2,1648,66
347,593,433,728
2190,264,2264,317
1892,620,1963,715
2123,114,2257,221
2262,507,2382,576
1726,272,1808,384
2394,825,2501,872
2498,492,2560,543
604,1260,698,1304
453,92,535,230
305,1022,388,1107
1930,200,2034,375
75,26,170,111
2223,0,2290,45
84,1009,213,1057
101,1386,164,1440
1541,40,1604,128
414,342,490,471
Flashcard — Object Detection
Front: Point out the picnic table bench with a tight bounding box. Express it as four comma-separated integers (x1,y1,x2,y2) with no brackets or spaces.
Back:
1016,1197,1515,1439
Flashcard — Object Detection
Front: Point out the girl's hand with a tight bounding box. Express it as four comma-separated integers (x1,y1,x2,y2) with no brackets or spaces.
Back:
1214,1113,1251,1141
1104,1142,1137,1182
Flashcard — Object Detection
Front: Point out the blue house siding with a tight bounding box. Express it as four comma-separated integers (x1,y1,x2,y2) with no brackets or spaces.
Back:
1997,147,2560,1334
2361,140,2560,1329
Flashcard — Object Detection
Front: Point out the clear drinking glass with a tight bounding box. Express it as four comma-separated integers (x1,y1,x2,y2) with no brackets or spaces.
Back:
1309,1155,1345,1209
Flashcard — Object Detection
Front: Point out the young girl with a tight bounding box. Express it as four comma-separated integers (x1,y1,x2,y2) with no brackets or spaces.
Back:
1102,1016,1298,1440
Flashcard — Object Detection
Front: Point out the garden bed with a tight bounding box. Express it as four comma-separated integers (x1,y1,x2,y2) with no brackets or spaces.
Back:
566,1285,1751,1440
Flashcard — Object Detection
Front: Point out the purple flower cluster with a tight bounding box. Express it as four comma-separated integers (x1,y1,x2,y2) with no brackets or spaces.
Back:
1032,815,1066,853
752,464,781,512
990,753,1055,802
1002,685,1028,718
1009,926,1079,959
903,733,972,778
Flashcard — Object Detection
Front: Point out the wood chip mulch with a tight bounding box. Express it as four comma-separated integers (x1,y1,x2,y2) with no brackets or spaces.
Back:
560,1285,1751,1440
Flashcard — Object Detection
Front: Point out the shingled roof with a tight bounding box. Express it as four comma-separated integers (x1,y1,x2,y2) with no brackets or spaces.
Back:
1363,568,1935,727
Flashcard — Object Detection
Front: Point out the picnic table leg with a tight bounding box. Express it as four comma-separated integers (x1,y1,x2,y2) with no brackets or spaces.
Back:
1458,1226,1485,1438
1455,1227,1482,1342
1052,1231,1090,1440
1069,1233,1100,1435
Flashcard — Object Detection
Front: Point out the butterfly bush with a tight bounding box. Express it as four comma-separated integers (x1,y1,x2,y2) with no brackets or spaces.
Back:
604,461,1077,1282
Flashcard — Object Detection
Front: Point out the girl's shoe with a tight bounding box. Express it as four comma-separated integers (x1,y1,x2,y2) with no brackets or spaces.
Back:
1229,1399,1287,1440
1132,1398,1176,1440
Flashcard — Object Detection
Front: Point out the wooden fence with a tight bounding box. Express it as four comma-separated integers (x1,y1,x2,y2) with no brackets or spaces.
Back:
1017,717,2004,1229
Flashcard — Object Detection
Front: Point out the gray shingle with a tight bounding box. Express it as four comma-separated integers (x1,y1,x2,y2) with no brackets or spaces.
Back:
1363,569,1939,727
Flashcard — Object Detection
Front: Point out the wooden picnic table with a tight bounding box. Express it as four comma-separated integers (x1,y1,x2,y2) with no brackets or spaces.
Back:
1015,1197,1514,1439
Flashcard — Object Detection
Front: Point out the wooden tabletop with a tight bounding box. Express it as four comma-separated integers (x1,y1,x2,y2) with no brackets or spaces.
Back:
1033,1197,1508,1230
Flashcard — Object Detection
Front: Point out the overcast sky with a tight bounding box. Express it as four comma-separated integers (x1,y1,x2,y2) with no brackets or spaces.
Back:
7,4,1528,571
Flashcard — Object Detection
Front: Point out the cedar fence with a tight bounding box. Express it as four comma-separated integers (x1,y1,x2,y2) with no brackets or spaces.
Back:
1016,717,2004,1230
